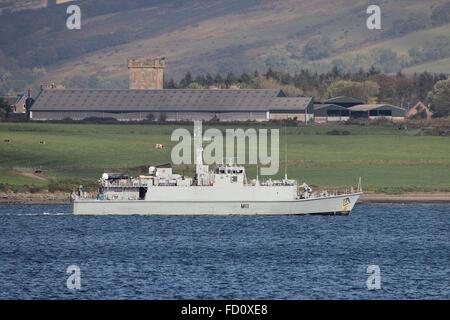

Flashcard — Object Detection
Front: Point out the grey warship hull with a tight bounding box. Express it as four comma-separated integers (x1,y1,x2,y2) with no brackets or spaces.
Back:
72,121,362,216
73,193,361,215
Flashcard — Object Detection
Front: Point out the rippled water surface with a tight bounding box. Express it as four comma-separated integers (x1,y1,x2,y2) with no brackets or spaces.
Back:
0,204,449,299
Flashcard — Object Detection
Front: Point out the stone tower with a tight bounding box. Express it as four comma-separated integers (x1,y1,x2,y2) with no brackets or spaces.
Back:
128,57,165,90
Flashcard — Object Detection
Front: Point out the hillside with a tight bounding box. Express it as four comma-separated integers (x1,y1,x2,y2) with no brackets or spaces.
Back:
1,0,450,94
0,0,74,12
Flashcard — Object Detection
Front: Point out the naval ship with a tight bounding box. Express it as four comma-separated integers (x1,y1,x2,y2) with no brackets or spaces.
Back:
72,125,362,216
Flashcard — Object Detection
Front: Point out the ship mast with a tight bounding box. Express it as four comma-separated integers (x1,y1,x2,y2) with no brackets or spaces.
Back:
194,120,203,172
194,120,208,185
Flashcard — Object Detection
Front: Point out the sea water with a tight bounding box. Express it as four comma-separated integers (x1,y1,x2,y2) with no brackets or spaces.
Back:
0,204,449,299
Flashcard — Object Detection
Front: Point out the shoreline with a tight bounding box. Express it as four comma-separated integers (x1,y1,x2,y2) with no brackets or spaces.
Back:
1,192,450,205
0,192,70,205
359,193,450,204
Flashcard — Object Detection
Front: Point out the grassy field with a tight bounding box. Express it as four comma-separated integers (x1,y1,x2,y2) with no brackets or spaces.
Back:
1,122,450,193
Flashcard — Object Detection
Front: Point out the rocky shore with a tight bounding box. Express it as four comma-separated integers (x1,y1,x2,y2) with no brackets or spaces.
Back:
0,192,70,204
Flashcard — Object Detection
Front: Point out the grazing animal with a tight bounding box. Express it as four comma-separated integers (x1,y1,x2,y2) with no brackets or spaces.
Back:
40,141,46,145
155,144,165,149
4,139,11,143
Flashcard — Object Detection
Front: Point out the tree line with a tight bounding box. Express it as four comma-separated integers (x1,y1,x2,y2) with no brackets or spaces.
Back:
166,68,450,116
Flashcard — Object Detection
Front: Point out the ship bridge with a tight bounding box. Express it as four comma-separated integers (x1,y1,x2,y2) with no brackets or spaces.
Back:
214,165,245,175
210,164,247,187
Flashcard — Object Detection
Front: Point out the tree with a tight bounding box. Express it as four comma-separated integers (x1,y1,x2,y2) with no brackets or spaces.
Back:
431,2,450,27
0,98,11,120
205,73,214,86
327,80,379,102
427,79,450,116
253,76,302,96
303,36,332,61
225,72,238,87
186,82,204,89
368,66,380,76
179,72,193,88
373,48,401,73
415,72,434,101
214,73,224,85
394,72,414,108
194,74,206,85
166,78,177,89
239,72,252,85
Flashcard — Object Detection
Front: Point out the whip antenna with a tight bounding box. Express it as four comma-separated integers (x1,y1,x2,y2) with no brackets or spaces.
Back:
284,121,287,180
